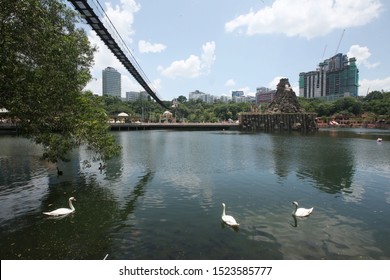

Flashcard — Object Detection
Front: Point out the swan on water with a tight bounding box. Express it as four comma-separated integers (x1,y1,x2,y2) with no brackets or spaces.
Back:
221,203,239,227
43,197,76,216
292,201,313,217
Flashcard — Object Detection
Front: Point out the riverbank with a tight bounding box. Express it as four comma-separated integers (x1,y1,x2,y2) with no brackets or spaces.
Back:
1,121,389,134
110,122,240,131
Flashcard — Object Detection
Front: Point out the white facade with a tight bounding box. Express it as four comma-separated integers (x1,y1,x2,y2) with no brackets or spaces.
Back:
102,67,121,98
189,90,252,103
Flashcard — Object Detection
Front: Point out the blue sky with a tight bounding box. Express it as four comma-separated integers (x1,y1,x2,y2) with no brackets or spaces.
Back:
78,0,390,101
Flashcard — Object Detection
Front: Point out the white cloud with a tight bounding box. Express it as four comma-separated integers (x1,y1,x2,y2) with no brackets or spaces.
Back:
225,79,236,87
84,76,101,95
347,45,380,69
159,41,216,79
268,76,285,89
122,75,144,93
158,55,202,79
151,79,162,92
268,76,299,93
200,41,216,70
138,40,166,53
103,0,141,45
225,0,382,39
359,77,390,96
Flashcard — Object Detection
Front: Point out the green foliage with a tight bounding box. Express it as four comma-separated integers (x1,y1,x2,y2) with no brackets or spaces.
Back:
364,91,383,101
99,91,390,127
298,93,390,118
333,97,362,116
174,100,251,122
176,95,187,103
98,95,253,123
0,0,120,162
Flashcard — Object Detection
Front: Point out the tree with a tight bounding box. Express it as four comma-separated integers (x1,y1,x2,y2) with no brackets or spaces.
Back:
364,90,383,101
334,97,362,116
0,0,120,162
177,95,187,103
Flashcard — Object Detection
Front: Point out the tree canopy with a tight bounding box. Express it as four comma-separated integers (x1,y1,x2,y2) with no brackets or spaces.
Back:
0,0,120,162
98,95,253,123
299,93,390,118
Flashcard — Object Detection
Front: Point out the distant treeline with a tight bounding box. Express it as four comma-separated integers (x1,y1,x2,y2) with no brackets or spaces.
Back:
98,90,390,123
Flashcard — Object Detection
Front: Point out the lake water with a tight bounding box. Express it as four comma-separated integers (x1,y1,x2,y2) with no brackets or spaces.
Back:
0,128,389,260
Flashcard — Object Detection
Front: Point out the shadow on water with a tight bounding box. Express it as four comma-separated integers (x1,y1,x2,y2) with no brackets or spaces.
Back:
265,131,355,194
0,166,154,259
114,170,154,223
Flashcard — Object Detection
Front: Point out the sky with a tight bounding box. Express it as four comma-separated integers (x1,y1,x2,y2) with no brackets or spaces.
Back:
75,0,390,101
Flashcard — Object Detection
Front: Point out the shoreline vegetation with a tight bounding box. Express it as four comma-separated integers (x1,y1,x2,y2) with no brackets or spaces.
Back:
2,92,390,132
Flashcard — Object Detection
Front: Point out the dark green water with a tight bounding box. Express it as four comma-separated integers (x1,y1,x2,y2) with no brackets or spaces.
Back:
0,128,389,259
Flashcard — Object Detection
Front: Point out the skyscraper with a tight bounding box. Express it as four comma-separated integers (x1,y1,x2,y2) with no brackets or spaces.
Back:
299,53,359,101
102,67,121,97
232,90,244,103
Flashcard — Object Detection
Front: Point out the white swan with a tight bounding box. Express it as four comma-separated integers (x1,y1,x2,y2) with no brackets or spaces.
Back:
221,203,239,227
292,201,313,217
43,197,76,216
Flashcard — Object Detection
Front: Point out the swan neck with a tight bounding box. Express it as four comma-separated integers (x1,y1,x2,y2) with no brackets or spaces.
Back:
69,199,75,211
222,205,226,216
292,204,297,214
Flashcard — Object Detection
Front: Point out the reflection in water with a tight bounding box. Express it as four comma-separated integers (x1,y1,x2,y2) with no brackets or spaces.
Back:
268,131,356,194
220,221,240,232
116,170,154,222
296,135,355,194
291,215,298,228
1,129,390,260
290,215,311,228
271,134,297,178
45,212,75,221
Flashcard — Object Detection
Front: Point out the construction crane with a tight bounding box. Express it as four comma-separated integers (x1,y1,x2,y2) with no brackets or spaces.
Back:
321,44,327,61
335,29,345,54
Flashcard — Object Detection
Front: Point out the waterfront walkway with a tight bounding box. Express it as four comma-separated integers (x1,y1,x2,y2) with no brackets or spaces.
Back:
0,122,239,132
110,122,240,131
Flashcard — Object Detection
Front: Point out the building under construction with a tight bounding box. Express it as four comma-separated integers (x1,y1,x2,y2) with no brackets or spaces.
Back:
299,53,359,101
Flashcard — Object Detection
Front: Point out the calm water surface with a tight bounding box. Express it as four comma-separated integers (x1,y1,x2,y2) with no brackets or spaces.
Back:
0,128,389,259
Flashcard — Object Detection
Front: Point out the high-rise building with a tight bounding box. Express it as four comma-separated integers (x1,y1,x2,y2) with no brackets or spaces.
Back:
299,53,359,101
126,91,149,102
232,90,244,98
189,90,217,103
231,90,244,102
102,67,121,97
256,87,275,105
